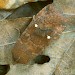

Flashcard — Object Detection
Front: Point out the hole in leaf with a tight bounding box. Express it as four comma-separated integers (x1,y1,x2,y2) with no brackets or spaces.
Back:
0,65,10,75
34,55,50,64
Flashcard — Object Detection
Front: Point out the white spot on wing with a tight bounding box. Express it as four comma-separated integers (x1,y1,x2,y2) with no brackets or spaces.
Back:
47,35,51,39
35,24,38,28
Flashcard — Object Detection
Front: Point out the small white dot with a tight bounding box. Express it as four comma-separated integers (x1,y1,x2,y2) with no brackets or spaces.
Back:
47,35,51,39
35,24,38,27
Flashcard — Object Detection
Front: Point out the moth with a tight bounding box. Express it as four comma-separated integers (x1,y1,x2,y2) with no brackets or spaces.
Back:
12,4,66,64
